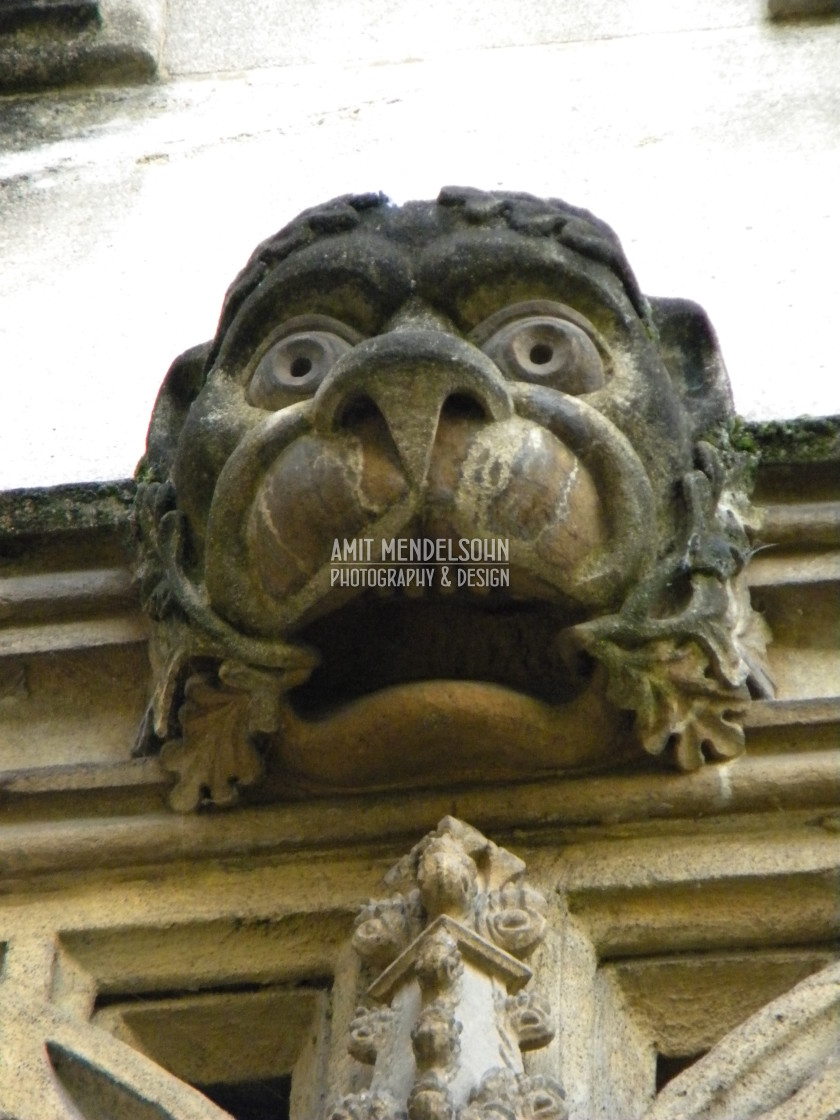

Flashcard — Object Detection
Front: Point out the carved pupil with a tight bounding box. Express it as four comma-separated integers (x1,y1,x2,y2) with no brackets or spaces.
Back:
290,355,313,378
529,342,553,365
265,334,339,387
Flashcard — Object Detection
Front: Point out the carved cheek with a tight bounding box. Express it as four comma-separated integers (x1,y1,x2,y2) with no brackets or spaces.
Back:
430,417,608,568
248,434,408,601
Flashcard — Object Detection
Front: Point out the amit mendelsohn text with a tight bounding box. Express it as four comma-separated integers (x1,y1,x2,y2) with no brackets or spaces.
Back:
330,538,510,563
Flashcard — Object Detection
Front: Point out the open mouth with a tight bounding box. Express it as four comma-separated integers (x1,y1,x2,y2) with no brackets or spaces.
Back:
288,594,591,718
257,587,633,797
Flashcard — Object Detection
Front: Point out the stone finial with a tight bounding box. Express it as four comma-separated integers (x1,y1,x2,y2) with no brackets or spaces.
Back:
332,817,566,1120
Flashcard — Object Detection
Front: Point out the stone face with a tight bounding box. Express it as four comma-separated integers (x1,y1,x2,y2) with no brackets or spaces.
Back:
132,188,776,808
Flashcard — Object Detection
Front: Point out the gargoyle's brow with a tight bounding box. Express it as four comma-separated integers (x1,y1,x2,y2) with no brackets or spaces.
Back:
213,240,414,363
209,232,411,366
415,236,639,334
434,188,649,325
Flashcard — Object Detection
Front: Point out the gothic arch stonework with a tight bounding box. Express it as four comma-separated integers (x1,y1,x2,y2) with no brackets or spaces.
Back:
0,191,838,1119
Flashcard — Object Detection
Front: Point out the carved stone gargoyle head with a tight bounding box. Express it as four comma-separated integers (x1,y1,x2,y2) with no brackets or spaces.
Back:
135,188,772,809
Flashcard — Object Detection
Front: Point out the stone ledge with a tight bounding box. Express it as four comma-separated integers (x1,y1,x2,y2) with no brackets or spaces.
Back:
1,750,838,886
0,0,99,35
0,0,163,91
734,415,840,465
767,0,840,17
0,479,135,537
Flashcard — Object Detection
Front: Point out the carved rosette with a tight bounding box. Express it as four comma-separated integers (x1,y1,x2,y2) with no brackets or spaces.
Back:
330,818,565,1120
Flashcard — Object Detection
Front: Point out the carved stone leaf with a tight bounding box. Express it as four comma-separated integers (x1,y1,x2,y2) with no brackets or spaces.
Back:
666,698,747,771
730,570,775,700
597,638,748,771
218,659,289,731
160,672,266,812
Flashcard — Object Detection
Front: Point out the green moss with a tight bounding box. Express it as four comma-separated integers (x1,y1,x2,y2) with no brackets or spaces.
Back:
0,479,136,538
731,415,840,465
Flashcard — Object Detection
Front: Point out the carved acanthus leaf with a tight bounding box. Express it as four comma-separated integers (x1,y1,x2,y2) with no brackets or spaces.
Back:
160,661,288,811
589,636,749,770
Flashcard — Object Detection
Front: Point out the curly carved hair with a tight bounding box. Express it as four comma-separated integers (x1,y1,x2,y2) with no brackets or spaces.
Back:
207,186,650,372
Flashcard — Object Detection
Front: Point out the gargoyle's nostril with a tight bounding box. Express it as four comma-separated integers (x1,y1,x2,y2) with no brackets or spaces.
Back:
441,393,487,422
338,394,381,429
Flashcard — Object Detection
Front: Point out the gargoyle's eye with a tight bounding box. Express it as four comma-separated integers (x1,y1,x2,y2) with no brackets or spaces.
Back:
247,317,360,409
480,315,606,395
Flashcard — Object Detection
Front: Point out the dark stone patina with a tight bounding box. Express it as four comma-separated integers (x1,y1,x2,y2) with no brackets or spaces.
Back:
135,188,773,809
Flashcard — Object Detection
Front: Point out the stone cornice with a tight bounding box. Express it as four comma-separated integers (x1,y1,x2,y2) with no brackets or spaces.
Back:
1,751,839,889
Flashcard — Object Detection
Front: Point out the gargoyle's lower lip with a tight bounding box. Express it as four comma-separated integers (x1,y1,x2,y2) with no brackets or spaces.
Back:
262,676,633,796
254,594,636,795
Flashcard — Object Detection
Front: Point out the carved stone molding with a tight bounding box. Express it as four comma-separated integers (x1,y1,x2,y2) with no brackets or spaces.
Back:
134,189,773,808
641,960,840,1120
329,817,565,1120
0,934,231,1120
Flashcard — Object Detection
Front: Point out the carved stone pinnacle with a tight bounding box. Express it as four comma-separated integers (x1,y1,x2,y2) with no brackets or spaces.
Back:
332,817,565,1120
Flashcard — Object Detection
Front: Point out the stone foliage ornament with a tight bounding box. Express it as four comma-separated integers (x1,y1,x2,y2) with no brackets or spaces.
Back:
134,188,773,809
330,817,566,1120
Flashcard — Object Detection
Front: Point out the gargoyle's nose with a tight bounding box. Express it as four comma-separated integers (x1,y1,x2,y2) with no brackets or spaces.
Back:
312,330,514,487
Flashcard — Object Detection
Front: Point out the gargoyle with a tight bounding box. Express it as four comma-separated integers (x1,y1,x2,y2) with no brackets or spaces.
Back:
134,188,772,809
